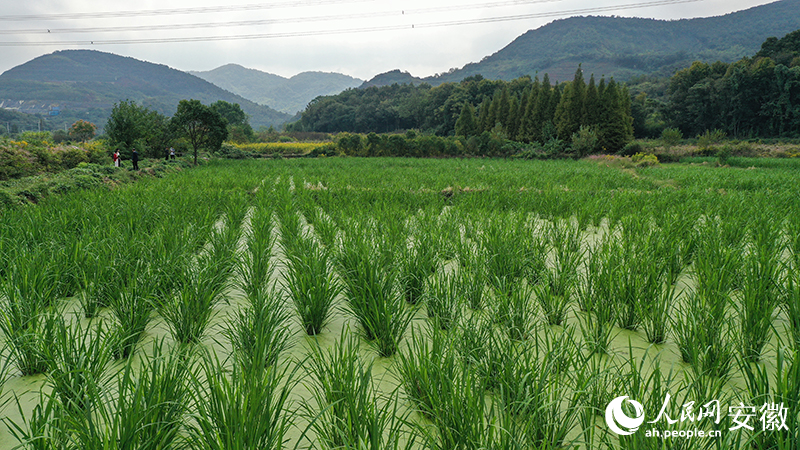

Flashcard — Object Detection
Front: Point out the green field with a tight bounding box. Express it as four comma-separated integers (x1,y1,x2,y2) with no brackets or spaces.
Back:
0,157,798,449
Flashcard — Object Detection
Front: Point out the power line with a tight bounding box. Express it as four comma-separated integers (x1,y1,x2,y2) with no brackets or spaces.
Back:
0,0,706,47
0,0,376,21
0,0,563,35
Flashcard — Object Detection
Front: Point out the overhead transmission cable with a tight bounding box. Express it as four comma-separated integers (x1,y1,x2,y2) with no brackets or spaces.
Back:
0,0,563,35
0,0,706,46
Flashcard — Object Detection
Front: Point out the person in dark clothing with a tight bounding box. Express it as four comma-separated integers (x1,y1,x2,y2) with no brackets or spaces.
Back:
132,149,139,170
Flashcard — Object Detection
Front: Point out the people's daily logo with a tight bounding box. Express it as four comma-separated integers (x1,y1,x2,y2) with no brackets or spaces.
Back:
605,396,645,435
605,394,789,439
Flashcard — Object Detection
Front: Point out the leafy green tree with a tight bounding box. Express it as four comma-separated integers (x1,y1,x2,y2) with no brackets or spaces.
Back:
171,99,228,164
68,120,96,142
555,67,586,140
495,87,511,132
582,74,600,127
211,100,254,143
106,100,145,151
507,96,520,139
529,75,552,142
519,78,540,142
105,100,171,158
477,98,492,133
455,102,479,137
597,79,634,152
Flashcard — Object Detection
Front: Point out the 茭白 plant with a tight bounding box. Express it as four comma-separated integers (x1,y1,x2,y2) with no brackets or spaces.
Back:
283,232,341,335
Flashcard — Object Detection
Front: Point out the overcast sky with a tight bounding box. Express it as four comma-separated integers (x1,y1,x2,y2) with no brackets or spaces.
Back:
0,0,780,80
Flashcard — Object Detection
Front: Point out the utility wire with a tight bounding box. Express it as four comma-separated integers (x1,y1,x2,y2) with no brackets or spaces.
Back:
0,0,706,46
0,0,563,35
0,0,376,21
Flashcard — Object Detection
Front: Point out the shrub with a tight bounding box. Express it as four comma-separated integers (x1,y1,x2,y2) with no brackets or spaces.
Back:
214,143,250,159
0,144,36,180
697,128,727,147
620,141,643,156
18,131,53,146
571,125,599,157
660,127,682,148
631,152,659,167
58,146,89,169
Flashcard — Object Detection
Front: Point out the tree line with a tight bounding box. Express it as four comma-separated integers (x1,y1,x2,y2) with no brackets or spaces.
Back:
663,29,800,138
289,30,800,149
628,29,800,140
288,69,635,153
104,99,253,164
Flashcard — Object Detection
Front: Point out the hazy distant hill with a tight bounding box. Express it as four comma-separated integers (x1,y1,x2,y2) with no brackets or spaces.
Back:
363,0,800,87
190,64,363,114
0,50,293,131
359,70,427,89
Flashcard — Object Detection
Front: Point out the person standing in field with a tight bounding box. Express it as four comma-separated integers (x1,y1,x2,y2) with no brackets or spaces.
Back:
170,147,175,160
132,148,139,170
113,150,120,167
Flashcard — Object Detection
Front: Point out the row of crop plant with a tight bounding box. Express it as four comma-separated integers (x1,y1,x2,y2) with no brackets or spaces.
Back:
1,158,799,449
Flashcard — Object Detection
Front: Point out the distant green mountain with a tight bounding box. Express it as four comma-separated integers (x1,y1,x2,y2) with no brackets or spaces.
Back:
0,50,293,132
190,64,363,114
359,70,427,89
362,0,800,87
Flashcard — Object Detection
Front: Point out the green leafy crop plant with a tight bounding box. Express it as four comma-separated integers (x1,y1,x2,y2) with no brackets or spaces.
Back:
303,330,412,450
2,157,800,449
282,231,341,335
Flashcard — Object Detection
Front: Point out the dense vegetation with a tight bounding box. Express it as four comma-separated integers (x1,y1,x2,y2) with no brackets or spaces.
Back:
0,50,292,132
190,64,363,114
428,0,800,84
291,30,800,146
289,69,634,152
0,157,798,449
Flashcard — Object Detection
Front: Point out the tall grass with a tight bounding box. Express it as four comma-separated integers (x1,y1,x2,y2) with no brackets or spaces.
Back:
189,349,297,450
673,219,738,379
0,254,58,375
424,270,463,331
737,345,799,450
577,244,618,354
336,234,413,357
236,205,276,301
785,269,800,351
495,326,584,448
159,261,229,345
534,282,570,326
303,330,412,450
398,231,439,305
283,232,341,335
108,265,156,359
97,340,191,450
546,218,584,300
42,314,111,416
460,251,487,310
482,214,529,294
397,327,493,450
224,288,291,372
737,216,782,361
491,279,535,341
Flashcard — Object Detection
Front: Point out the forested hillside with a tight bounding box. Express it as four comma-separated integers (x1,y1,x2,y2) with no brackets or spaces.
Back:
190,64,363,114
289,29,800,146
0,50,292,131
431,0,800,84
288,69,634,152
661,29,800,138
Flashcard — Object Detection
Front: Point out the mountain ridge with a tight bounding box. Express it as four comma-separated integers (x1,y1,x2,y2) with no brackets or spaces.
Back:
0,50,292,131
360,0,800,87
189,64,363,114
